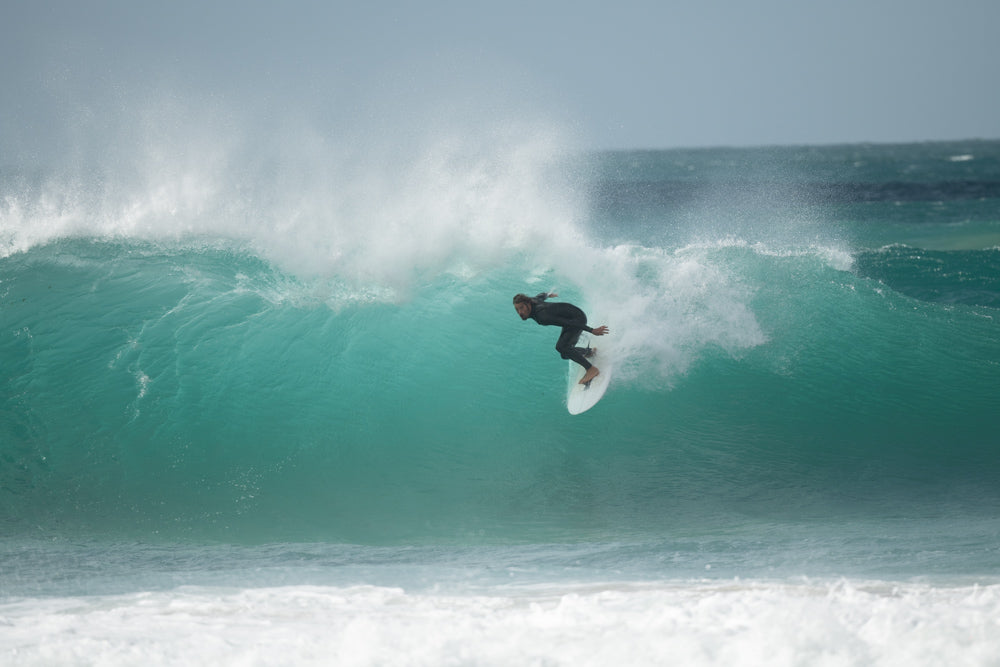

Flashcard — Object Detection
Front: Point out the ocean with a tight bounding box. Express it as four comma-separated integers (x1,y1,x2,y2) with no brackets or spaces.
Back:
2,137,1000,665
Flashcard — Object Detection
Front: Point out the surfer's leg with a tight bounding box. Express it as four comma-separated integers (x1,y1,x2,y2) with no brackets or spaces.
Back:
556,328,593,371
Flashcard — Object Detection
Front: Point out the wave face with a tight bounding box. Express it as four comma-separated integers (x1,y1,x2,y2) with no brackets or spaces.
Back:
3,139,1000,543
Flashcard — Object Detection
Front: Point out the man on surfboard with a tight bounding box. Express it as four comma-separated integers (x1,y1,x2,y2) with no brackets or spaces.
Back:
513,292,609,385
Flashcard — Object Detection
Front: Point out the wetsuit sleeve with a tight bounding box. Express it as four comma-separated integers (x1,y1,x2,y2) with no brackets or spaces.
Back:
547,315,592,331
534,292,549,302
546,318,592,333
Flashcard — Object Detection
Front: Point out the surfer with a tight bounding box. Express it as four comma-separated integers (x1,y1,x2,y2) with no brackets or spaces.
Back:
513,292,609,385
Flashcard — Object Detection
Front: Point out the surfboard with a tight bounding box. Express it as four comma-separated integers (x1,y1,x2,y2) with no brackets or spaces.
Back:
566,343,613,415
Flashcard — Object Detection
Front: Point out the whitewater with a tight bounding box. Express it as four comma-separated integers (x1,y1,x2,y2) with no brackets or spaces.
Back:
3,119,1000,664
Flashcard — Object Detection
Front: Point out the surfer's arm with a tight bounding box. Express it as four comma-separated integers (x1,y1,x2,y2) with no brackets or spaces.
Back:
543,317,607,335
544,313,595,332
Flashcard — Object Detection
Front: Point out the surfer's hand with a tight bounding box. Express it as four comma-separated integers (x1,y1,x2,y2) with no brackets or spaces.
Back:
548,292,558,298
592,325,609,336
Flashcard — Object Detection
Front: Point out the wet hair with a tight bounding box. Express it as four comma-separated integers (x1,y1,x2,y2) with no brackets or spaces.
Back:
512,293,533,306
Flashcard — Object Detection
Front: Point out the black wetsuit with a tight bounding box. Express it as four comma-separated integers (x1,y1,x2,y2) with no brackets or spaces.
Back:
527,293,595,370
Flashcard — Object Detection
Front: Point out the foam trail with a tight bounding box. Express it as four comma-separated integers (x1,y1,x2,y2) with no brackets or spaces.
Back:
527,238,769,386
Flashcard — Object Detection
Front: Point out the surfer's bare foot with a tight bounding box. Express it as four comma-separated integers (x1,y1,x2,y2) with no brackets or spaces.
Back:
584,347,597,358
580,367,600,385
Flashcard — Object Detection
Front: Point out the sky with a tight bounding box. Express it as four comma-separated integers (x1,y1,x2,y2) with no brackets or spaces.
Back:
2,0,998,156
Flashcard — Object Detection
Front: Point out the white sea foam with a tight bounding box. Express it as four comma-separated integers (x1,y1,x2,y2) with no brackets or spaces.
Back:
2,580,998,666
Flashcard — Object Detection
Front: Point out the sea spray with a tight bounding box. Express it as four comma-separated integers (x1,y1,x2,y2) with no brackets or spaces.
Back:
1,98,767,391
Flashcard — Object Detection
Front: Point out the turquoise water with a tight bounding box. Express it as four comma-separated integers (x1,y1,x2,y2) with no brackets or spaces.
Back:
3,140,1000,664
4,140,999,545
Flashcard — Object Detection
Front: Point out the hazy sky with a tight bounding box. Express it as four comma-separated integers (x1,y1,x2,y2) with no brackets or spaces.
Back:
2,0,998,153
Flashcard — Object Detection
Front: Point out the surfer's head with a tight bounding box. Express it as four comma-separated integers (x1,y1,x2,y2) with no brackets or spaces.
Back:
513,293,533,320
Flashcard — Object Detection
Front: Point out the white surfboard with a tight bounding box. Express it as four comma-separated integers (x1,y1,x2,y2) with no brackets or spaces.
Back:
566,344,613,415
